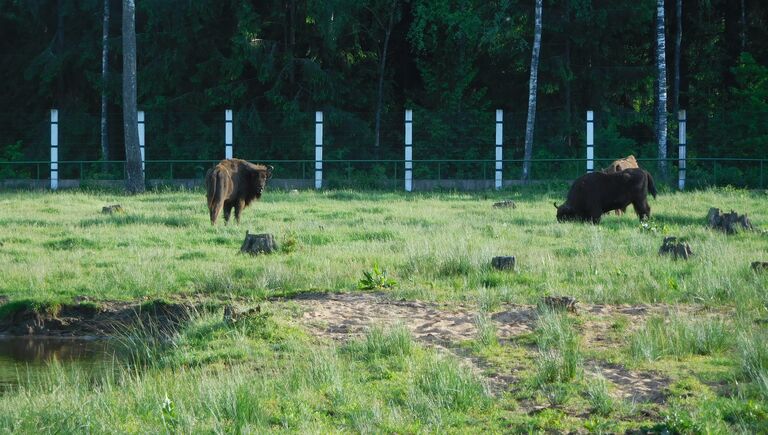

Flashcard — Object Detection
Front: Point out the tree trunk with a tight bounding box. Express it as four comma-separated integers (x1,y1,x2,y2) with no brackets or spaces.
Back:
655,0,668,180
101,0,110,164
673,0,681,117
374,1,396,154
740,0,746,51
122,0,143,193
522,0,543,182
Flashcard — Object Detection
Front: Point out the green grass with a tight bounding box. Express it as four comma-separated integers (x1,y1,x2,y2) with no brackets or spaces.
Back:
1,186,768,432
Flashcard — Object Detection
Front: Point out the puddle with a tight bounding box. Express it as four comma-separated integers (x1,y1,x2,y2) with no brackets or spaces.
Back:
0,336,122,392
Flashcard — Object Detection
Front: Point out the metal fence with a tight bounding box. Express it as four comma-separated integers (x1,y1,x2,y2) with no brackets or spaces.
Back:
0,157,765,190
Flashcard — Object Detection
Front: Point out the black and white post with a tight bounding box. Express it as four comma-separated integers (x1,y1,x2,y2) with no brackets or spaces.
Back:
678,110,686,190
315,111,323,190
225,109,233,159
50,109,58,190
495,109,503,190
586,110,594,173
138,110,145,174
405,109,413,192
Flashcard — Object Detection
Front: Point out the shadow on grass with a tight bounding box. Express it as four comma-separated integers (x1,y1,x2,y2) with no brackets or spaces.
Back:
79,214,194,228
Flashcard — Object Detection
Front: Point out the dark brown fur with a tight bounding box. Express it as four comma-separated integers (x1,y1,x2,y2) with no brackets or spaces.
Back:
555,168,657,224
602,155,640,216
205,159,273,225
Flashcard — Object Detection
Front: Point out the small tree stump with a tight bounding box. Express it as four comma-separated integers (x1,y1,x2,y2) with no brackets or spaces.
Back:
101,204,124,214
707,208,754,234
493,200,516,209
752,262,768,272
240,232,277,255
541,296,578,313
658,236,693,260
491,256,516,271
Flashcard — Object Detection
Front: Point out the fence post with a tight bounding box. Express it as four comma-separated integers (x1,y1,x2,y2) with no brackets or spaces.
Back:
495,109,503,190
678,110,686,190
225,109,233,159
138,110,145,175
405,109,413,192
315,111,323,189
50,109,58,190
586,110,594,173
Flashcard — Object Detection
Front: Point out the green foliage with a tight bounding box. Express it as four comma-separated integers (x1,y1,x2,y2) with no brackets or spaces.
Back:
358,263,397,290
629,316,732,362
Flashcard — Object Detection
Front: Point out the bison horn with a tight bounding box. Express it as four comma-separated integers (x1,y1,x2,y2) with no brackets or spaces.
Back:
553,202,559,209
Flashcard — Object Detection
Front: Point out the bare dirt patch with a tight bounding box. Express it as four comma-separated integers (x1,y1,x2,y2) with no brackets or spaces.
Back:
290,292,677,403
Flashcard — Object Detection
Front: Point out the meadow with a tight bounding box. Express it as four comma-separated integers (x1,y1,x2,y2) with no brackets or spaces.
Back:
0,185,766,433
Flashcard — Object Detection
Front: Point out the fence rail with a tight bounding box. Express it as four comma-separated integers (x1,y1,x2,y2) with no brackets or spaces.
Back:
0,157,765,190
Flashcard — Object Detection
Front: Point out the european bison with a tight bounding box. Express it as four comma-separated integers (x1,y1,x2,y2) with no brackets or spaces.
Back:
555,168,657,224
602,155,640,216
603,155,639,174
205,159,273,225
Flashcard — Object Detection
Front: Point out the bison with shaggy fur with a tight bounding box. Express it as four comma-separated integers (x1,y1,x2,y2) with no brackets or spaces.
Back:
205,159,273,225
602,155,640,216
555,168,657,224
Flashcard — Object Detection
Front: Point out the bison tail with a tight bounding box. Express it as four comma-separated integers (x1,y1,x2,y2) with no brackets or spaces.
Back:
206,169,225,224
646,171,658,199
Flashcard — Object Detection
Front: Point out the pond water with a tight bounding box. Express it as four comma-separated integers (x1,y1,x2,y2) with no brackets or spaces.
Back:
0,336,122,393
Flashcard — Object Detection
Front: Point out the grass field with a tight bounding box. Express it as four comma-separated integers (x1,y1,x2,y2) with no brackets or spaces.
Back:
0,185,767,432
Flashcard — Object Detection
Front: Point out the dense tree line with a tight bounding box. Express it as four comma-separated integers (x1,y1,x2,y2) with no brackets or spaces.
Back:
0,0,766,184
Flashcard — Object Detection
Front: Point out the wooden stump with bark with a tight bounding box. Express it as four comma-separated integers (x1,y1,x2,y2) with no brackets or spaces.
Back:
101,204,124,214
240,232,277,255
707,208,754,234
541,296,578,313
658,236,693,260
491,256,516,271
492,200,516,209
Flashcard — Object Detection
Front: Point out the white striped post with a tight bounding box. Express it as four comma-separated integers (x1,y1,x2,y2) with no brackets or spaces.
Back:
586,110,594,173
315,111,323,189
138,110,145,174
405,109,413,192
678,110,686,190
50,109,58,190
225,109,233,159
495,109,503,190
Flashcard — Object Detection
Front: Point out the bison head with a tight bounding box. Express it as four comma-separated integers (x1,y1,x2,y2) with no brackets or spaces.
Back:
251,166,272,199
554,202,578,222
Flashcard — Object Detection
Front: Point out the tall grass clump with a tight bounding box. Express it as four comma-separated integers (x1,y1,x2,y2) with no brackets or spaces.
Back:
344,325,414,361
629,315,732,362
737,329,768,399
409,356,491,415
474,313,499,348
585,373,616,416
533,308,583,385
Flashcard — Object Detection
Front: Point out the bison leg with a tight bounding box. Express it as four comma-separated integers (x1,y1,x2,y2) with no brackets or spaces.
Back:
233,200,246,223
633,199,651,221
223,201,234,224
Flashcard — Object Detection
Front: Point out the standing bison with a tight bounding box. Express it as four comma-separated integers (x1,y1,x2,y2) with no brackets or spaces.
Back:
555,168,657,224
602,155,640,215
205,159,273,225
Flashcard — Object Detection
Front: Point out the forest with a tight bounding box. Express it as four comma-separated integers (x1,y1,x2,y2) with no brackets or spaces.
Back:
0,0,767,185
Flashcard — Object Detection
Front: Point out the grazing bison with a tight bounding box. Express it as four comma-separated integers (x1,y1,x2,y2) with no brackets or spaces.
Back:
205,159,273,225
602,155,640,216
555,168,657,224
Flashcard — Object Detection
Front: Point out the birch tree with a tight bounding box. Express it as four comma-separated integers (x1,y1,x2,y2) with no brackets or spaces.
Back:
655,0,668,179
122,0,143,193
522,0,542,182
100,0,110,163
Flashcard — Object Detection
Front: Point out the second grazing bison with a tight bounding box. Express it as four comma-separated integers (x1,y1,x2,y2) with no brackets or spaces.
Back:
602,155,641,216
555,168,657,224
205,158,273,225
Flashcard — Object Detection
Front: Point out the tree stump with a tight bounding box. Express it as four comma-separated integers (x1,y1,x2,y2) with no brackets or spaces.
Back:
491,256,516,271
707,208,754,234
493,200,516,209
240,232,277,255
541,296,578,313
101,204,124,214
752,262,768,272
658,236,693,260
